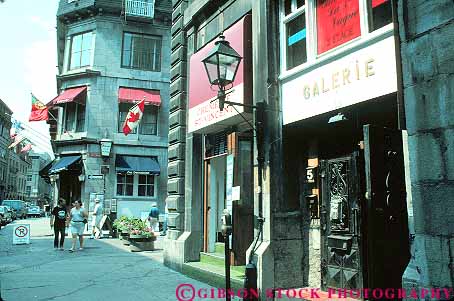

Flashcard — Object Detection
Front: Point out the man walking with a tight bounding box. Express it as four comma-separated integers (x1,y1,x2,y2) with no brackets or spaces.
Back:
148,203,159,232
50,199,67,250
90,199,103,239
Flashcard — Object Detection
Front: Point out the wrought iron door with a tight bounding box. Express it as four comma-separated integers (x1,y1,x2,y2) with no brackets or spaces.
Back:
320,154,363,292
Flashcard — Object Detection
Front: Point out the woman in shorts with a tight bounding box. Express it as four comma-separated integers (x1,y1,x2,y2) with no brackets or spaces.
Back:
67,200,88,252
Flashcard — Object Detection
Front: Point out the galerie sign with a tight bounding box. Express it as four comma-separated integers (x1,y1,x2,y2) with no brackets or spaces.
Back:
317,0,361,54
188,15,252,134
282,36,397,125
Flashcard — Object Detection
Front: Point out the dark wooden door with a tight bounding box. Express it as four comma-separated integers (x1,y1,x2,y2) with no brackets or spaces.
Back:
231,134,254,266
363,124,410,292
320,154,363,291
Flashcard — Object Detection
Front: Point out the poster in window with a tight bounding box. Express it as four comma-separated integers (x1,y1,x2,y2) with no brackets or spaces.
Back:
317,0,361,54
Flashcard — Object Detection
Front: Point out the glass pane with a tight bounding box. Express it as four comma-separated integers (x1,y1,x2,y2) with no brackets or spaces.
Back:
139,175,146,184
147,185,153,197
369,0,392,32
82,32,92,51
80,50,91,67
117,184,123,195
284,0,292,15
126,184,133,196
138,185,145,196
204,62,219,85
148,175,154,184
126,175,134,184
316,0,361,54
122,50,131,67
72,35,82,53
117,174,124,183
286,13,307,70
70,52,80,70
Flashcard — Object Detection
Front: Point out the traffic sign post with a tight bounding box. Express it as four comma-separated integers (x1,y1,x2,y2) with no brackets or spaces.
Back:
13,224,31,245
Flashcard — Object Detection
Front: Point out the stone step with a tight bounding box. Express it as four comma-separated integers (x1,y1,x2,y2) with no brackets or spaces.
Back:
182,261,245,292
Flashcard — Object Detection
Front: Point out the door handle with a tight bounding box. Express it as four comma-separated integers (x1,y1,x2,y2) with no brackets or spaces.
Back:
352,208,359,237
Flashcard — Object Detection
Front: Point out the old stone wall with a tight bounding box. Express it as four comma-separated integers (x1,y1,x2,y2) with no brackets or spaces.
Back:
398,0,454,296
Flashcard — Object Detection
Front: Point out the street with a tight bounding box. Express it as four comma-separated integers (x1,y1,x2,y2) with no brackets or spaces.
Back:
0,217,216,301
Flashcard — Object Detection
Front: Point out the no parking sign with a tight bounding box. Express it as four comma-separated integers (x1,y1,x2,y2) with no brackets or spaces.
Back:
13,224,30,245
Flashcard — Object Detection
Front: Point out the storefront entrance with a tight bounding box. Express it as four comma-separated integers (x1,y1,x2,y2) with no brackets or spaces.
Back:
202,131,254,266
319,125,410,293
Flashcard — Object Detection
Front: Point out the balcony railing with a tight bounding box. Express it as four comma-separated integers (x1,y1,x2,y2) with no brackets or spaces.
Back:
125,0,154,18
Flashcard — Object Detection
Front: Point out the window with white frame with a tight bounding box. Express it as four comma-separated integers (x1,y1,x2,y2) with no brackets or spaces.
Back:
280,0,393,72
138,174,155,196
63,103,85,133
116,173,156,197
122,32,162,71
69,31,93,70
118,104,158,135
116,173,134,196
282,0,308,70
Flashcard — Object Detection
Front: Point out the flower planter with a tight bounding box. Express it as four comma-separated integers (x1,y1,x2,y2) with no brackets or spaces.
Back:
128,235,156,252
121,232,130,245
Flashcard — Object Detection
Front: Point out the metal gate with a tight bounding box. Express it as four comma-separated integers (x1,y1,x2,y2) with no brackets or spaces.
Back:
320,154,363,291
319,125,410,295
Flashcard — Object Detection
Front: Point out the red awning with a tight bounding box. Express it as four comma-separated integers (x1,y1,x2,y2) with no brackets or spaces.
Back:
118,87,161,106
51,86,87,105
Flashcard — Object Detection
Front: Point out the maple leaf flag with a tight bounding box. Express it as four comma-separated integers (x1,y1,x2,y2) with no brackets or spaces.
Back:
122,99,145,136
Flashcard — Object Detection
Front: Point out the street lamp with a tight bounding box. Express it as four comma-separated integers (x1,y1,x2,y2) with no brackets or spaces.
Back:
201,34,242,111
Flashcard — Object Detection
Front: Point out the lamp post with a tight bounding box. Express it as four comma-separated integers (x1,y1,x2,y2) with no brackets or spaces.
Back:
201,34,263,301
100,139,113,196
202,34,242,111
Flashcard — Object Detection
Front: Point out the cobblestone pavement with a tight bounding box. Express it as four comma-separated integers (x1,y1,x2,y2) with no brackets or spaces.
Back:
0,218,232,301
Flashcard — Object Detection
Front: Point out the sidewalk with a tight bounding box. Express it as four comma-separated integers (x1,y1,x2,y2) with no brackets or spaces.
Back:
0,218,225,301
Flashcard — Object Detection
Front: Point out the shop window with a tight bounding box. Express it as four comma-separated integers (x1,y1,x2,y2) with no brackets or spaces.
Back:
282,0,307,70
118,104,158,135
122,32,162,71
69,31,93,70
316,0,361,54
138,175,155,197
368,0,392,32
116,173,134,196
204,132,228,158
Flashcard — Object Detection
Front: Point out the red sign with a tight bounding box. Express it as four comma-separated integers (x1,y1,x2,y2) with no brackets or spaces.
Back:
317,0,361,54
188,14,252,133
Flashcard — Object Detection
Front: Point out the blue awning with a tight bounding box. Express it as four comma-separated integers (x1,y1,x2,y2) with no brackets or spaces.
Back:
115,155,160,175
48,156,81,174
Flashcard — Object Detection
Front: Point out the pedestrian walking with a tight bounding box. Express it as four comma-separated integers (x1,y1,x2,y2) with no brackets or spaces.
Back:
90,198,103,239
67,200,88,252
148,203,159,232
50,199,68,250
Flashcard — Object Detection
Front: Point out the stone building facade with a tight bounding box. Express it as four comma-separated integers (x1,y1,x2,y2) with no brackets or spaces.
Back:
47,0,172,218
398,0,454,298
0,98,12,200
27,151,52,207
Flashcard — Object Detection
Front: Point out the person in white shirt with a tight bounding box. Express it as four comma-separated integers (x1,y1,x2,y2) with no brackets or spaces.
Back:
90,199,103,239
67,200,88,252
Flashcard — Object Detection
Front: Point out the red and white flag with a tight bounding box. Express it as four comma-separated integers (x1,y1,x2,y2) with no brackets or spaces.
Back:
122,98,145,136
20,142,33,153
8,135,25,149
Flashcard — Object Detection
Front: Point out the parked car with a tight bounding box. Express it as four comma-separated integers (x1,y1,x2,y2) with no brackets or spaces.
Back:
0,206,12,224
1,200,27,219
4,206,17,220
27,206,42,218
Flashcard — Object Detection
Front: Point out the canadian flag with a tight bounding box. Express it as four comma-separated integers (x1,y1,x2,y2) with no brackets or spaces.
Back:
122,99,145,136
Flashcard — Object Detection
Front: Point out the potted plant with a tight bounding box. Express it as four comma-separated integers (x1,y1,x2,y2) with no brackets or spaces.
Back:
113,216,133,245
128,219,156,252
